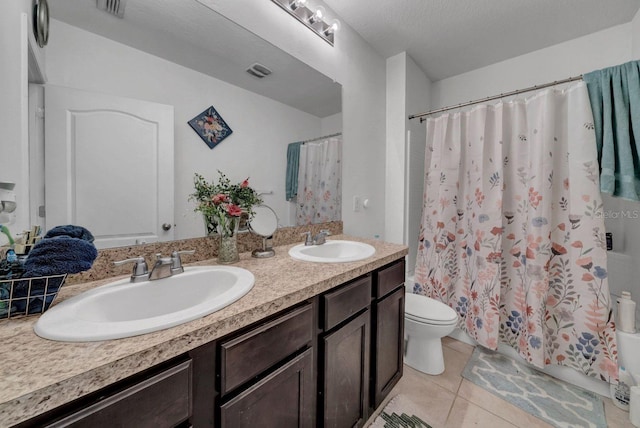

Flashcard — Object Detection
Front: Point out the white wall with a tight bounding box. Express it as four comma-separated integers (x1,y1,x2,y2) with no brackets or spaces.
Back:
46,20,323,238
385,53,408,244
0,0,33,244
200,0,387,239
431,24,632,109
385,52,430,274
405,56,430,275
321,112,343,135
632,8,640,58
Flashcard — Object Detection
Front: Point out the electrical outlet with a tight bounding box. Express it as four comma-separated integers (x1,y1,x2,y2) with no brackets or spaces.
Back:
353,196,362,212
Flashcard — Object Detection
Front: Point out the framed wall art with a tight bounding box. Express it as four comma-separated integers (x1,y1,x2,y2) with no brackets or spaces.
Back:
188,105,233,149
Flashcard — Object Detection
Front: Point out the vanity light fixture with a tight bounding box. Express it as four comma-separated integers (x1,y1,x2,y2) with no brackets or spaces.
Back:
288,0,307,11
271,0,339,46
308,6,324,24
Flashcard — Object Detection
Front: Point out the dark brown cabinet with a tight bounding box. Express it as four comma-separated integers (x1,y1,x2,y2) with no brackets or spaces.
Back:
219,349,314,428
321,310,370,428
372,260,406,409
372,286,405,408
44,360,192,428
217,302,315,428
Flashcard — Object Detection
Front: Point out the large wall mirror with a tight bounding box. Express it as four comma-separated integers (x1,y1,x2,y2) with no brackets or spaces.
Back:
28,0,342,249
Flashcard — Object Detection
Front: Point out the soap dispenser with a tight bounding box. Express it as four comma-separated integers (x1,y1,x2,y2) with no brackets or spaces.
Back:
619,291,637,334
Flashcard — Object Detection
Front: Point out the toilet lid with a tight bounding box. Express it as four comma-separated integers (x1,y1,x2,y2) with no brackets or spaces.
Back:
405,292,458,324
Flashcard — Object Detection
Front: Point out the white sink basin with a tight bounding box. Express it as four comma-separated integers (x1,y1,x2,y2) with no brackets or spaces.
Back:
34,266,255,342
288,240,376,263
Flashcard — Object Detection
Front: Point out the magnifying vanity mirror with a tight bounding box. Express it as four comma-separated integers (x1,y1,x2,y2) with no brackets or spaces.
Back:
249,205,278,258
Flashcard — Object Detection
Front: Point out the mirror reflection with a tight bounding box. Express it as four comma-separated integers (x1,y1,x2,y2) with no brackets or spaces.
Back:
28,0,342,249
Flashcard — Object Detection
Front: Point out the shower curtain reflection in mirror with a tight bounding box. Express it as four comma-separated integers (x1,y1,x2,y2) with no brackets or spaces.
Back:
296,136,342,225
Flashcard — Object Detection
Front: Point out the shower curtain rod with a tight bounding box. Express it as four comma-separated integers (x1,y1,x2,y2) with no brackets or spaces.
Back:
301,132,342,144
408,75,584,123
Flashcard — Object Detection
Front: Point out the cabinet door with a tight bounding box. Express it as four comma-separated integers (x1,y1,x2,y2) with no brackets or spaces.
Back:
46,360,192,428
321,310,370,428
219,349,314,428
372,286,405,408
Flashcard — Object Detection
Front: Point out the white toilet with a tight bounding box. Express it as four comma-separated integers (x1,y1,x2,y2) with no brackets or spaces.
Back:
404,292,459,375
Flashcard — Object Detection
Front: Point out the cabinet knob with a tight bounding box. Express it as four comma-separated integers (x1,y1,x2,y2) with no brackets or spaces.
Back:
162,223,172,231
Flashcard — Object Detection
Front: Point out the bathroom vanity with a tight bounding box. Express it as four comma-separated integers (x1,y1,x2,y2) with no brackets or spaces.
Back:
0,236,407,427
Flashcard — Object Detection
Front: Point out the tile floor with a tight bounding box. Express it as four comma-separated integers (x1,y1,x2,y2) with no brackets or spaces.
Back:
365,337,634,428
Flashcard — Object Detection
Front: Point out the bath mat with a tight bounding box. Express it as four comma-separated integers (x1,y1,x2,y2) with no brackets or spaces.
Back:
369,394,434,428
461,347,606,428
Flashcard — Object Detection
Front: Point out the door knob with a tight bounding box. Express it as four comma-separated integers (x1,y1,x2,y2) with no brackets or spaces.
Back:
162,223,172,231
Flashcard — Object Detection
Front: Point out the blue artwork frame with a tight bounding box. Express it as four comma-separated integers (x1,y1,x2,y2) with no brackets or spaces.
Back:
188,105,233,149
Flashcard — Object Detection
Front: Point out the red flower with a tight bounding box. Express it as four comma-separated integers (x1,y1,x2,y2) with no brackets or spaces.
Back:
212,193,228,204
225,203,243,217
490,226,503,236
582,273,595,281
558,223,566,231
241,178,250,188
571,241,583,248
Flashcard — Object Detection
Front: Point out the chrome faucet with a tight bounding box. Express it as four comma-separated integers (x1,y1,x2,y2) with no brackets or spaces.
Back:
149,253,173,280
313,229,331,245
170,250,196,274
113,256,149,283
302,230,331,246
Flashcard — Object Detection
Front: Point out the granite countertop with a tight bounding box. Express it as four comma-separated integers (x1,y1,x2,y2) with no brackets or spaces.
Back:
0,235,407,426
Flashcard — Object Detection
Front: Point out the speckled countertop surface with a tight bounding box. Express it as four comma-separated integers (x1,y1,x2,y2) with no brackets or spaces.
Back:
0,235,407,427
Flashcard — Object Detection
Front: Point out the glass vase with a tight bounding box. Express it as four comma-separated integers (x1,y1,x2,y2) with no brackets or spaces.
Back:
216,215,240,264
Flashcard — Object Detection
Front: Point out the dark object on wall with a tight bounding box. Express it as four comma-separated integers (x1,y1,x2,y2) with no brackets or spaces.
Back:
188,105,233,150
606,232,613,251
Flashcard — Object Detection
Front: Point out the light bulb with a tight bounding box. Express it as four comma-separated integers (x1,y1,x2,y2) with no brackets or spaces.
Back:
309,6,325,24
324,19,340,35
288,0,307,10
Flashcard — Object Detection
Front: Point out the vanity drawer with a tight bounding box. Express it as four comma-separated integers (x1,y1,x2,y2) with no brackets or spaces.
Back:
375,260,405,298
219,303,313,395
47,360,192,428
322,276,371,331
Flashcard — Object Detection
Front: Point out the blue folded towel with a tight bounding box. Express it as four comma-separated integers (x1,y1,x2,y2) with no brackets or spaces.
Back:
44,225,95,242
23,236,98,277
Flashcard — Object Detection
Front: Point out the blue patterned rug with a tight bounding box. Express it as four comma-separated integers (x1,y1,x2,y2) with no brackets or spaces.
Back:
462,347,606,428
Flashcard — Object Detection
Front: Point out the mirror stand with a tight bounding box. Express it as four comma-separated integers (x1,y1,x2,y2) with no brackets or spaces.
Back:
252,236,275,258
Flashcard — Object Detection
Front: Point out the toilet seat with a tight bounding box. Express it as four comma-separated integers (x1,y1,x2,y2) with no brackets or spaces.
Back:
405,292,458,325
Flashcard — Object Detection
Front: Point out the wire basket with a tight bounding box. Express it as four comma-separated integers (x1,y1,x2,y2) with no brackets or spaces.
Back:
0,274,67,319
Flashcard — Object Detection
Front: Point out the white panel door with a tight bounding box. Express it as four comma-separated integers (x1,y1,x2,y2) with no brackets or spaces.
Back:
45,85,174,249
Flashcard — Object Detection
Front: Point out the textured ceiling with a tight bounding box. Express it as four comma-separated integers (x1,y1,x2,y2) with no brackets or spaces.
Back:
324,0,640,81
50,0,341,118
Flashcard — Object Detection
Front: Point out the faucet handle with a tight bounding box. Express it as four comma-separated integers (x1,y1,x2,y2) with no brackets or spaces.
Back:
319,229,331,236
113,256,149,282
301,231,313,246
170,249,196,274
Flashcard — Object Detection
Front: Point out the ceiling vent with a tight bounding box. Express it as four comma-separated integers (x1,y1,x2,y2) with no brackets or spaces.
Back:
246,63,272,79
96,0,127,18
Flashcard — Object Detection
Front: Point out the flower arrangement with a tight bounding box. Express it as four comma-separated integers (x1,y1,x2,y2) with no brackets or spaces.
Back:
191,171,262,237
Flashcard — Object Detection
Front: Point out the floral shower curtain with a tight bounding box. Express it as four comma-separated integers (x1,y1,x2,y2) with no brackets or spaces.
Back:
414,83,618,381
296,136,342,225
